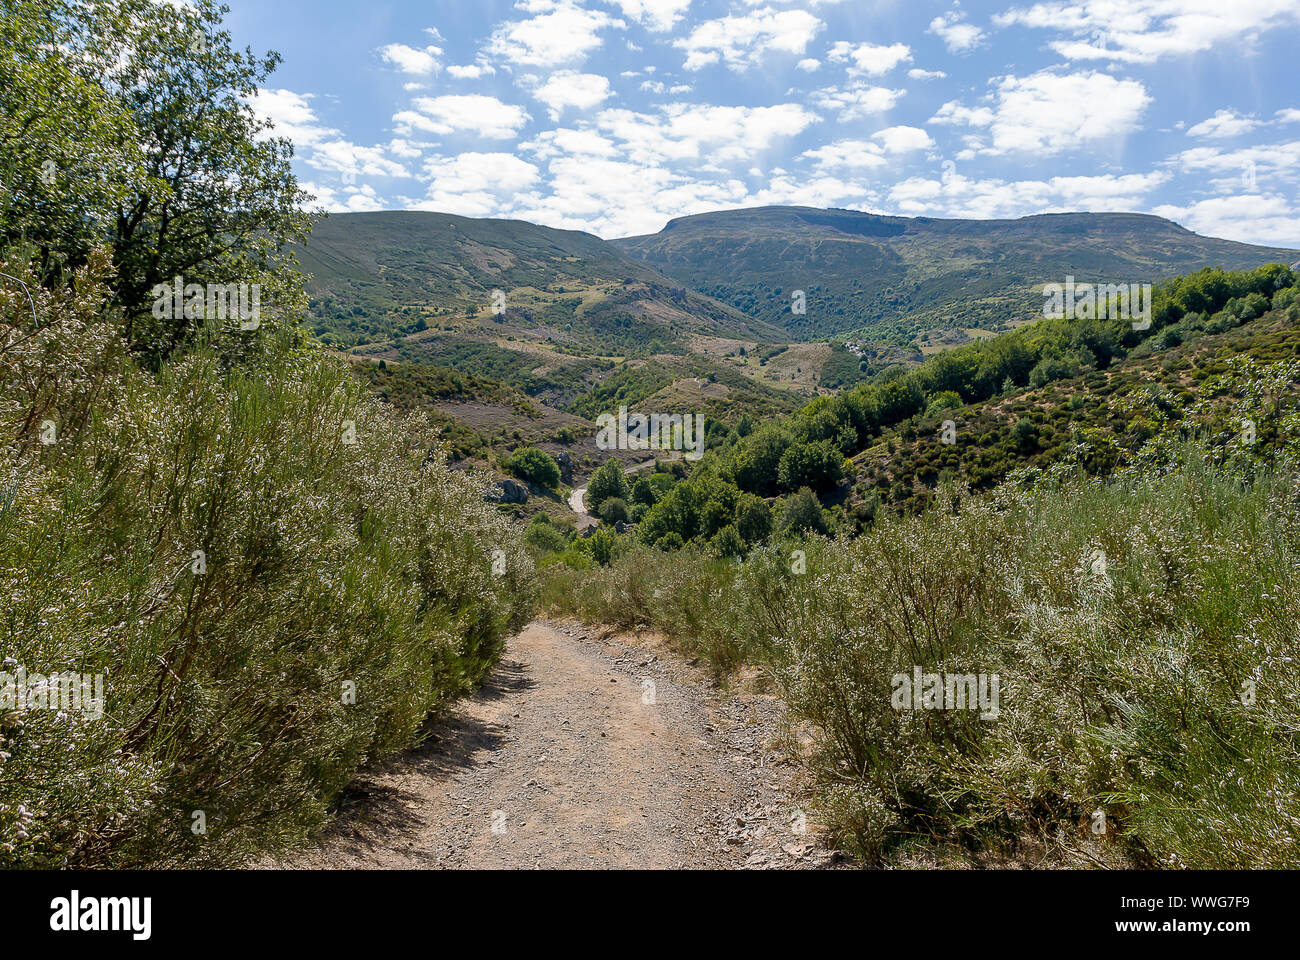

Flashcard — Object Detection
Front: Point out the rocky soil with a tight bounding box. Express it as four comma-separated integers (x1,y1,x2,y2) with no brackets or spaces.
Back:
265,620,843,870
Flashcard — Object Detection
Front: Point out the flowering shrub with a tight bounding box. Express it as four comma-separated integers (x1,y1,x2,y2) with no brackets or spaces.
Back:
544,451,1300,867
0,254,534,866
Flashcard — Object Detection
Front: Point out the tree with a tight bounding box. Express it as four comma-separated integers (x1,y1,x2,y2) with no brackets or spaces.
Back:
712,524,745,559
585,527,617,566
524,522,568,553
505,446,561,489
734,493,772,544
732,425,791,495
597,497,629,525
779,487,828,535
586,459,629,512
1,0,313,361
1,1,146,282
631,477,656,506
777,439,843,492
655,532,684,551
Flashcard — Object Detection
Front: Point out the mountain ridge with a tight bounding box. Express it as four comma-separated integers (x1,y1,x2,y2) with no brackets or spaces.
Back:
611,204,1299,344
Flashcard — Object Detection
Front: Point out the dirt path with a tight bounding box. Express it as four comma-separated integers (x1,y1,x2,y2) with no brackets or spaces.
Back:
569,455,682,530
267,621,839,870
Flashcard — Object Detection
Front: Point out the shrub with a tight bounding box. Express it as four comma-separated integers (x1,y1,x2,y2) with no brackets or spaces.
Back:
586,459,630,512
505,446,561,489
734,493,773,545
0,254,534,867
524,520,569,554
777,439,844,492
778,487,828,534
712,524,745,559
597,496,630,525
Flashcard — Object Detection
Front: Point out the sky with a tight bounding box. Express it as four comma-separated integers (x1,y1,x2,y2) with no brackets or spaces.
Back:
225,0,1300,246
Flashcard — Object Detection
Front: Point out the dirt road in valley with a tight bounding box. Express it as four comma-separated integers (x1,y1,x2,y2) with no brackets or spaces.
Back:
568,454,682,530
267,620,839,870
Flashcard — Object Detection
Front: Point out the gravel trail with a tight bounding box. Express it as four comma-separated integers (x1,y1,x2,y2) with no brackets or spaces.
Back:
267,620,840,870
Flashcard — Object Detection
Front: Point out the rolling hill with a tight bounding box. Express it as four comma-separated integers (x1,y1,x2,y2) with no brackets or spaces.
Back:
294,211,783,352
613,206,1300,344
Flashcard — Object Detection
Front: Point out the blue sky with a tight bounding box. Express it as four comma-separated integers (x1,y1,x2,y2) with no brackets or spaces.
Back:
227,0,1300,246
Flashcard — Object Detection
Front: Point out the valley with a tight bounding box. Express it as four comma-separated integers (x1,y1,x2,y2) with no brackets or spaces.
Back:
294,206,1298,533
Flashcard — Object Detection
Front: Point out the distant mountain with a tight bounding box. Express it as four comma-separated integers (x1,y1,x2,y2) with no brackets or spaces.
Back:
612,206,1299,344
293,211,782,351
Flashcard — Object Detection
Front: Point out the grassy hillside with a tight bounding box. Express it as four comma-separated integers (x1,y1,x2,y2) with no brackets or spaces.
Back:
295,211,784,351
614,206,1299,345
535,261,1300,869
845,298,1300,520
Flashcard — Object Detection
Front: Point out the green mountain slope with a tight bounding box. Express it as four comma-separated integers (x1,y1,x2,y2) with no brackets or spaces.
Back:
294,211,783,351
613,206,1299,344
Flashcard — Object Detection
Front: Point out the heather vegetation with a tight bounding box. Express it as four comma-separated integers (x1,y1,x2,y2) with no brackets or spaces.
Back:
536,263,1300,867
533,264,1297,552
541,446,1300,867
0,0,532,867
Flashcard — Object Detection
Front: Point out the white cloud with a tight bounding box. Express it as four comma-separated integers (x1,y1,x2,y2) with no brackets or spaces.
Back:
507,148,758,237
994,0,1300,64
1186,109,1260,139
928,9,985,52
603,0,693,32
873,125,935,153
309,140,411,178
887,170,1169,219
488,1,625,67
420,152,542,216
753,172,876,209
1153,195,1300,246
797,58,820,71
827,41,912,76
379,42,443,76
447,63,496,79
1168,140,1300,195
800,139,887,170
1278,108,1300,124
676,7,824,71
928,100,994,127
908,68,947,80
251,89,343,146
587,101,818,165
449,98,828,234
530,71,614,120
522,128,621,159
304,181,386,213
932,70,1150,155
251,89,410,178
395,95,532,139
813,83,905,120
660,102,820,160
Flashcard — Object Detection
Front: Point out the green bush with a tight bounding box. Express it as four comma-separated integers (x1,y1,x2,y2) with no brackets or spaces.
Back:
524,520,569,553
778,487,828,534
585,458,630,512
0,254,534,867
505,446,561,489
777,438,844,492
597,496,630,525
